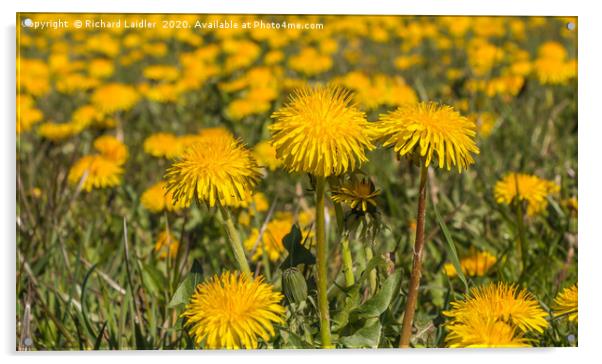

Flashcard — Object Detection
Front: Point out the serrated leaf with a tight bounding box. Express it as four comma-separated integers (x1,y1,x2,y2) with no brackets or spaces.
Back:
350,270,401,321
339,319,382,348
280,224,316,269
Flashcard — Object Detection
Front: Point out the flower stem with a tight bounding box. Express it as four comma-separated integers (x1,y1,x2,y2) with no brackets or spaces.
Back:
514,199,528,278
513,174,528,278
315,176,332,348
365,245,377,295
341,237,355,288
399,164,429,348
218,205,251,276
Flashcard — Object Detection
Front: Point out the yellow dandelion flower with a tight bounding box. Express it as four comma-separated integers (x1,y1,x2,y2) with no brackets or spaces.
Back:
494,173,560,216
164,135,262,208
143,132,184,159
538,41,568,61
243,216,292,262
444,282,549,335
534,58,577,85
37,122,76,141
444,251,497,278
253,141,282,171
288,47,333,76
88,58,115,79
445,315,531,348
562,197,578,214
154,230,179,260
141,181,189,213
55,73,99,94
331,177,380,213
71,104,104,131
16,95,43,133
143,64,179,81
472,112,497,138
182,271,285,349
91,83,140,114
553,284,578,322
376,102,480,172
197,126,235,142
67,155,123,192
93,135,128,165
269,85,374,177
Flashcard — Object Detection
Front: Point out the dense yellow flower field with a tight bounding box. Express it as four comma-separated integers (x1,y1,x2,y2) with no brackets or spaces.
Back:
16,13,577,349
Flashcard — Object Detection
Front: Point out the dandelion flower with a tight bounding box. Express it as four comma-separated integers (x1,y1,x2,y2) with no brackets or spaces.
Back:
269,85,374,177
68,155,123,192
376,102,480,172
91,83,140,114
444,282,549,335
445,315,531,348
141,181,189,213
154,230,179,260
253,141,282,171
71,104,104,131
197,126,235,142
37,122,76,141
93,135,128,165
553,284,578,322
444,251,497,278
164,135,262,208
144,132,184,159
182,271,285,349
244,215,292,262
494,173,560,216
17,95,43,133
331,177,380,213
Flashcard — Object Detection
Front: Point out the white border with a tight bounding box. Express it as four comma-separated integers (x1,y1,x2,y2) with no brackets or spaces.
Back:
3,1,600,363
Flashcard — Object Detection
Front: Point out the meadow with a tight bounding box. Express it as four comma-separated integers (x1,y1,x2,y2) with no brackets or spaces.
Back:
16,14,578,350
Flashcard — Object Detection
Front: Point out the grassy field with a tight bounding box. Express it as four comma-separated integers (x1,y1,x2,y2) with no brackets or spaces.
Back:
16,14,577,350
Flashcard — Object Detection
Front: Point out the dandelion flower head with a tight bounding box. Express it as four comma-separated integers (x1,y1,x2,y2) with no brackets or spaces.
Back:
553,284,578,322
182,271,285,349
164,135,262,208
270,85,374,177
494,173,559,216
376,102,480,172
444,282,549,335
68,155,123,192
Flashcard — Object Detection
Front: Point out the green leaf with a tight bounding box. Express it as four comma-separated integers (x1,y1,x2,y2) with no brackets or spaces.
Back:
280,224,316,269
433,203,469,292
168,260,203,308
339,319,382,348
280,329,313,349
358,256,386,284
350,270,401,320
331,283,361,332
141,263,166,297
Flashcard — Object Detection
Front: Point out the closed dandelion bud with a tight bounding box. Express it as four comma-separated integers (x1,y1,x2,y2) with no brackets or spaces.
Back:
282,267,308,304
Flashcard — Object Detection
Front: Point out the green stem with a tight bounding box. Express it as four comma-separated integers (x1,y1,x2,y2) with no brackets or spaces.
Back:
513,174,528,278
261,243,272,280
399,164,429,348
218,205,251,276
365,245,377,295
515,199,528,278
341,237,355,288
315,176,332,348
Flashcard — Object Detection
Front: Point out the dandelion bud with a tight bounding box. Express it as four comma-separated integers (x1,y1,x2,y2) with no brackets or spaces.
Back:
282,267,308,304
